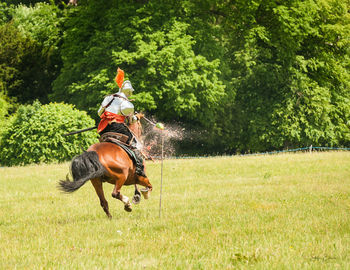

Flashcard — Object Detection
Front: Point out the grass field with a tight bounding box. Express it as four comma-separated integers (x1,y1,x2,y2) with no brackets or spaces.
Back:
1,151,350,269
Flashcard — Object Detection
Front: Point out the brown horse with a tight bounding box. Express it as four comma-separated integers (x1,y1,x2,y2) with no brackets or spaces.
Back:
58,113,152,218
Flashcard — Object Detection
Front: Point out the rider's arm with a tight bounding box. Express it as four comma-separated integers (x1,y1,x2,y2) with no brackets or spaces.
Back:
120,99,134,116
97,95,114,116
97,106,104,116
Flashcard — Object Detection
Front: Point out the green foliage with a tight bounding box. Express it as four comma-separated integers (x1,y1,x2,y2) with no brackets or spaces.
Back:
0,3,63,103
225,0,350,152
0,94,9,121
2,0,349,155
51,1,226,127
0,2,12,24
51,0,120,116
4,0,51,6
0,101,98,166
113,20,225,126
11,3,62,50
0,22,42,101
0,93,12,137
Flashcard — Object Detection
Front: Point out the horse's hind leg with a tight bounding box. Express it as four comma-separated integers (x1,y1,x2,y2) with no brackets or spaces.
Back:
91,179,112,219
111,177,132,212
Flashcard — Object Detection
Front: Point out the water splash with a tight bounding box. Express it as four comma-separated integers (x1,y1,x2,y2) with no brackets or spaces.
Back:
141,117,185,159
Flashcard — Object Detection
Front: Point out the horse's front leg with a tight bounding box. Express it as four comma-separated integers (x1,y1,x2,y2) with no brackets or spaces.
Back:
132,184,141,204
136,175,153,200
111,178,132,212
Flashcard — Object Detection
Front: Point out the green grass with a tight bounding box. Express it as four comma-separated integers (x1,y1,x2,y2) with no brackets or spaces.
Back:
1,151,350,269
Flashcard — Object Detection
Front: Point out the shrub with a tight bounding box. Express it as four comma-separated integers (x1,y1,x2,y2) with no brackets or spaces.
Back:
0,101,98,166
0,93,12,139
0,93,10,121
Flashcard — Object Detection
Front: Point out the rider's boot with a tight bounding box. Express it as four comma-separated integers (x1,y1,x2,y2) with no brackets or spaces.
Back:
130,143,145,177
129,139,147,177
134,150,146,177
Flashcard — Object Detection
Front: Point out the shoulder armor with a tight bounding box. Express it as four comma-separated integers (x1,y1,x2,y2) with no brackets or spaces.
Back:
120,100,134,116
101,95,114,107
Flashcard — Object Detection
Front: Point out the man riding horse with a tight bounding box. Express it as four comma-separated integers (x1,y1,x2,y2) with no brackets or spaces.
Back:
97,68,146,177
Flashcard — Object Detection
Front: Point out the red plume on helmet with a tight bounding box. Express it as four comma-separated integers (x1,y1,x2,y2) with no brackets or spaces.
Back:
115,68,124,88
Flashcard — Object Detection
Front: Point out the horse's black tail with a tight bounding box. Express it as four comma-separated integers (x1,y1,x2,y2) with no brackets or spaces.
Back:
58,151,106,193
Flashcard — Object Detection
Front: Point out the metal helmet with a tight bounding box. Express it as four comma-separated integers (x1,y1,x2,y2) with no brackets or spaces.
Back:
119,80,134,97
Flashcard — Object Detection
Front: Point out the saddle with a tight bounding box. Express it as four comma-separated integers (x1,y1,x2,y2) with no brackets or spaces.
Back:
99,132,138,163
99,132,129,145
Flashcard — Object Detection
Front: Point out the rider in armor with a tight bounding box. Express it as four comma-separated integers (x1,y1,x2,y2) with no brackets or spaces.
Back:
97,68,146,177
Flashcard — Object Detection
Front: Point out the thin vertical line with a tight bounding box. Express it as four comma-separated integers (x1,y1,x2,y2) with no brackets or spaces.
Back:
159,133,164,218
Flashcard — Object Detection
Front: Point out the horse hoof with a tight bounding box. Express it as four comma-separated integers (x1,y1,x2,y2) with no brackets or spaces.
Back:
141,188,150,199
132,194,141,204
124,205,132,212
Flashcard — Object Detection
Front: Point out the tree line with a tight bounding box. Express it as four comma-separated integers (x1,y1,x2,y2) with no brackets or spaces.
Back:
0,0,349,163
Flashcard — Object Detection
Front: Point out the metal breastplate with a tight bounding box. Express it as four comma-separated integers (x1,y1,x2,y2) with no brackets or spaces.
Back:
105,97,134,116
